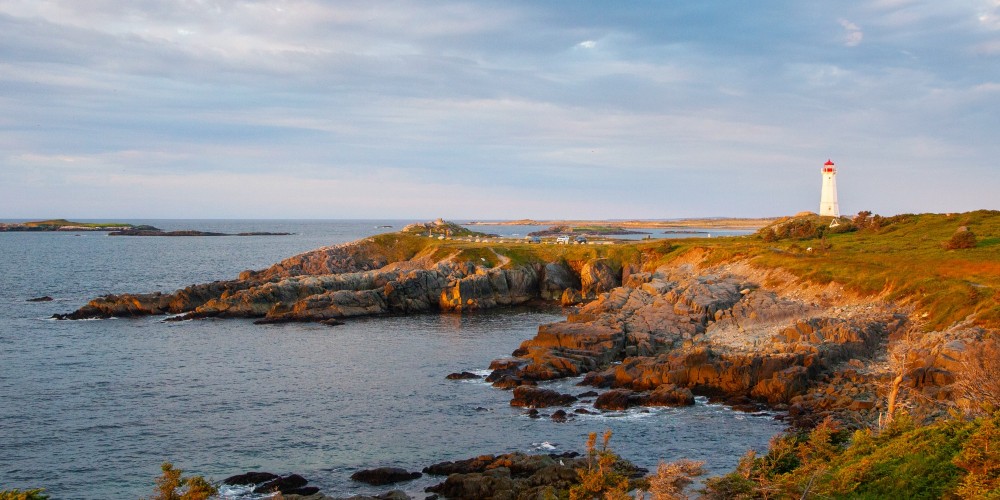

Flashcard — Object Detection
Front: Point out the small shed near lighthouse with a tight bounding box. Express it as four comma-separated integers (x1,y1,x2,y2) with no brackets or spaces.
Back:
819,159,840,217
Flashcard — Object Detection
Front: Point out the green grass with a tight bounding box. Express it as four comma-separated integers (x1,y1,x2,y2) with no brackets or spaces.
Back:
678,211,1000,329
369,211,1000,329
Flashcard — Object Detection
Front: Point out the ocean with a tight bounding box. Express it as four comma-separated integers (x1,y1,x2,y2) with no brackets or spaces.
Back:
0,220,780,499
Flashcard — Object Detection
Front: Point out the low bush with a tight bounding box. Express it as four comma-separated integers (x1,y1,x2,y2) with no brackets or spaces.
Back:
0,490,48,500
944,229,978,250
149,462,217,500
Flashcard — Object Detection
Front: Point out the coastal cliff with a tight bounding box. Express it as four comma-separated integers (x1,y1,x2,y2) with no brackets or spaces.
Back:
59,213,1000,428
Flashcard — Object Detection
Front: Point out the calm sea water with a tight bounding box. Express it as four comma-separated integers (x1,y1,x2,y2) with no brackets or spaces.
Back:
0,220,781,499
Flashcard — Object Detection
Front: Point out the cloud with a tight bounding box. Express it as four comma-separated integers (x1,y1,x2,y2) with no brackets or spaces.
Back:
839,19,864,46
0,1,998,218
978,0,1000,29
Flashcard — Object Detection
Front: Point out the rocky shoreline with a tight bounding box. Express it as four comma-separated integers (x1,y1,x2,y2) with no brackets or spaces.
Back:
218,449,643,500
56,221,989,496
56,229,966,427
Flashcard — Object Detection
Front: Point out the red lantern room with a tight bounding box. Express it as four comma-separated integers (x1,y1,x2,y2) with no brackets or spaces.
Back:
823,159,835,173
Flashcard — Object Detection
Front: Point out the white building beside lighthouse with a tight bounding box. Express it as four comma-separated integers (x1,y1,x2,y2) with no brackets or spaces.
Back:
819,159,840,217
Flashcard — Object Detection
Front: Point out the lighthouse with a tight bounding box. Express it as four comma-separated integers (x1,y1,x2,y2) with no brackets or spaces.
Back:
819,159,840,217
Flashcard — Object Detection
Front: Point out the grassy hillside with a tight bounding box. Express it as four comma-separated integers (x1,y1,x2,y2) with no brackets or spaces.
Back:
368,211,1000,329
379,211,1000,330
673,211,1000,330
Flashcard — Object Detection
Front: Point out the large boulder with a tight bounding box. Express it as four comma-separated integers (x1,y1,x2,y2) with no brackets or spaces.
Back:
424,452,584,500
252,474,309,494
580,259,620,298
646,384,695,406
594,389,645,410
350,467,421,485
510,386,578,408
223,471,280,485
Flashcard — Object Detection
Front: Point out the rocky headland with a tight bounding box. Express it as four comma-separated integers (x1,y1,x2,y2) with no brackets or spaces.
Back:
48,212,1000,497
58,214,999,433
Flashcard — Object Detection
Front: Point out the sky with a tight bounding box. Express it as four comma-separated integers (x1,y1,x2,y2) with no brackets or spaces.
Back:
1,1,998,220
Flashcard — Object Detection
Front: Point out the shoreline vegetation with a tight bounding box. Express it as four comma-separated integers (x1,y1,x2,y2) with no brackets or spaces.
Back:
27,211,1000,498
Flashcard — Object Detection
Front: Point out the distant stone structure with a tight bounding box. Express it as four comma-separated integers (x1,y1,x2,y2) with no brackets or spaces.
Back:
819,159,840,217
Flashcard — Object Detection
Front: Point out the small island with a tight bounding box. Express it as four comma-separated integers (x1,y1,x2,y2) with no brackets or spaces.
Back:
0,219,290,236
0,219,160,232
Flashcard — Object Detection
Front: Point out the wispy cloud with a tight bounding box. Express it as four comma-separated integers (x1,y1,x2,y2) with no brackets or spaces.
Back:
0,1,997,218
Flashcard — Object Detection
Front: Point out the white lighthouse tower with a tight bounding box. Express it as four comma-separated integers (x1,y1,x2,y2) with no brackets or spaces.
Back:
819,159,840,217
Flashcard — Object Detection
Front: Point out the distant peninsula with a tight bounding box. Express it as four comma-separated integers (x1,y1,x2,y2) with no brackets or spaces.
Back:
0,219,159,232
108,229,291,237
0,219,289,236
527,224,650,237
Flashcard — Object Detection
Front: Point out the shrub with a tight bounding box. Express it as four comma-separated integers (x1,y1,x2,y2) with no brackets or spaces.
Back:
944,229,978,250
953,414,1000,498
0,490,49,500
570,430,631,500
149,462,217,500
954,340,1000,415
645,459,704,499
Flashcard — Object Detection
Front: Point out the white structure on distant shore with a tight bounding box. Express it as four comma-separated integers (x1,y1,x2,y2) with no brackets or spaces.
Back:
819,159,840,217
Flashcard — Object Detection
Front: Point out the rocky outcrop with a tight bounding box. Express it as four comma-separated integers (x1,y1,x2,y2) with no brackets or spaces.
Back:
424,453,581,500
579,259,620,298
59,247,586,322
350,467,421,485
509,386,577,408
239,238,409,282
59,221,955,428
593,389,647,410
224,472,319,496
224,471,280,485
54,280,253,319
488,263,904,423
422,451,642,500
540,263,579,301
592,386,694,411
